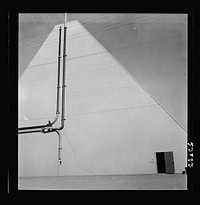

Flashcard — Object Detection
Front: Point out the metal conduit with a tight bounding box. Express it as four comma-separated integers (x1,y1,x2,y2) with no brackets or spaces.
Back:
18,129,42,134
41,14,67,133
18,25,63,133
18,14,68,167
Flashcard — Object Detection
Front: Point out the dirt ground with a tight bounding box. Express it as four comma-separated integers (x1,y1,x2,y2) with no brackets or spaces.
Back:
18,174,187,190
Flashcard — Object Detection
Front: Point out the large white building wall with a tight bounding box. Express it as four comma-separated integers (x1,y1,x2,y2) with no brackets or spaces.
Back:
18,20,187,177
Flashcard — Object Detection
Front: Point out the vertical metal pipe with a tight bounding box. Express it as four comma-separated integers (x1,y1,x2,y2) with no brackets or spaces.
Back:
55,130,62,165
32,14,68,133
56,26,62,115
44,26,62,127
61,15,67,128
64,13,67,27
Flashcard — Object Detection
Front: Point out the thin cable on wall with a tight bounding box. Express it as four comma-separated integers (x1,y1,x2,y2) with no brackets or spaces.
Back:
19,34,185,72
66,104,158,117
19,14,158,50
19,60,58,72
19,13,74,40
63,128,98,175
19,13,107,41
84,24,187,133
19,13,128,41
66,14,159,41
19,104,158,124
18,83,138,107
19,115,55,122
19,14,150,51
67,34,186,61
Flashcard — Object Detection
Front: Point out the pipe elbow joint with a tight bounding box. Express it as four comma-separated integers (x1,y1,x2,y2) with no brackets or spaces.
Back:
57,124,64,131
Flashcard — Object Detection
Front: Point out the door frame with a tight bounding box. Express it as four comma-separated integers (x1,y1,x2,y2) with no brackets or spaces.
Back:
155,151,175,174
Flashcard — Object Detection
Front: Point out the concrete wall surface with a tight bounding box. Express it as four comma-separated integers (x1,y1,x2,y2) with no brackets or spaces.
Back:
18,20,187,177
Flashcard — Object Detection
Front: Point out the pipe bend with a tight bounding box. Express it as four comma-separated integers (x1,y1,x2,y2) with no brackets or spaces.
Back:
48,113,59,126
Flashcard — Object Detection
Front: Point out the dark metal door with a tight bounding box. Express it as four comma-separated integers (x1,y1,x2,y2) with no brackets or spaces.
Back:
164,152,175,174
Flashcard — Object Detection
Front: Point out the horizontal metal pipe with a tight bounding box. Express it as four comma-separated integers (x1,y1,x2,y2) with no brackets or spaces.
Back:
18,129,42,134
18,124,50,131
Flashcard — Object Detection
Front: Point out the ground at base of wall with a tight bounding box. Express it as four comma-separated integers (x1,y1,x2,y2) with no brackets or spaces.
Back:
18,174,187,190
